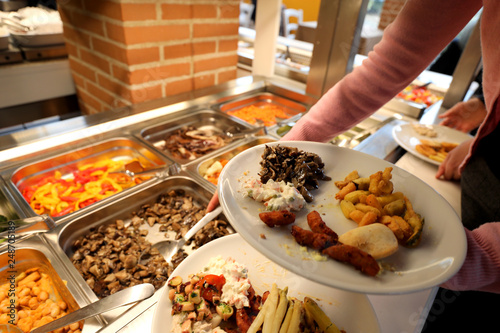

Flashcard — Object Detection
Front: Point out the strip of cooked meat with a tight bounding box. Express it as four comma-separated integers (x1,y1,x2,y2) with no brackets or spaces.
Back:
322,244,380,277
306,210,338,241
291,225,337,250
259,210,296,227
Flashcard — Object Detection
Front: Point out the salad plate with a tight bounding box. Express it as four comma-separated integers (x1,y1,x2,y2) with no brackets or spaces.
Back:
152,233,380,333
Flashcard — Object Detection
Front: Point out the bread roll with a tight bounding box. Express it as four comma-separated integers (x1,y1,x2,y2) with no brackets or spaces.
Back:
338,224,398,259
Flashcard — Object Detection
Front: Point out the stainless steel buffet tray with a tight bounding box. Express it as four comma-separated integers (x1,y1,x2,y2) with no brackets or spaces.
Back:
140,109,254,165
188,136,276,189
214,92,307,126
0,178,19,221
4,137,171,223
0,235,103,332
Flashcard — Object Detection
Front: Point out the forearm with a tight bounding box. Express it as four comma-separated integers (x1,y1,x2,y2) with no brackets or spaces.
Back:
283,0,481,142
441,224,500,294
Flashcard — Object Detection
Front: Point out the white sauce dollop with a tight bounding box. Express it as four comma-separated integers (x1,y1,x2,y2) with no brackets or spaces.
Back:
202,256,251,309
241,178,306,211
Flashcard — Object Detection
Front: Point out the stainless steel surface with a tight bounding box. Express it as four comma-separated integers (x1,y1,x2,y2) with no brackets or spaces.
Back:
0,180,20,220
30,284,155,333
336,116,398,149
238,27,313,83
354,118,408,162
383,98,428,119
440,15,482,109
145,206,223,264
112,163,181,181
224,125,267,139
306,0,368,97
0,214,53,237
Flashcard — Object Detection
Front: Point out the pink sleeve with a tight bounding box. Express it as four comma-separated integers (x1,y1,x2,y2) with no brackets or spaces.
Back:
282,0,481,142
441,224,500,293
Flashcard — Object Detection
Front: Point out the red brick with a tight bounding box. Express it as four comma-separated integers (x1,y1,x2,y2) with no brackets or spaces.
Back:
57,0,83,12
86,80,117,107
193,5,217,18
220,4,239,19
163,43,191,60
194,73,215,90
219,38,238,52
72,11,105,36
128,63,190,85
105,22,126,44
165,78,193,97
121,3,157,21
193,41,216,55
62,25,91,49
218,68,237,83
69,58,96,82
80,48,111,74
64,41,79,58
97,73,129,101
193,23,239,38
194,54,238,73
92,37,128,63
122,24,190,44
84,1,156,21
130,84,163,104
83,0,121,20
126,47,161,65
161,4,192,20
77,87,103,112
111,64,130,84
71,71,86,89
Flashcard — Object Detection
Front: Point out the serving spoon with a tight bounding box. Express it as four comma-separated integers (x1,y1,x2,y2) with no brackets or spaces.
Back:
140,206,223,265
224,125,267,139
110,161,180,181
0,283,155,333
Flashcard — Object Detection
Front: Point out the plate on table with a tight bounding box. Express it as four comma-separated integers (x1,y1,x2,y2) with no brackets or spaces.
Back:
217,141,466,294
392,123,472,166
152,233,380,333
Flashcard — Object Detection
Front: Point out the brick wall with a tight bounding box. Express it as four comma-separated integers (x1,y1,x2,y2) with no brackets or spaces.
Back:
58,0,240,115
378,0,406,30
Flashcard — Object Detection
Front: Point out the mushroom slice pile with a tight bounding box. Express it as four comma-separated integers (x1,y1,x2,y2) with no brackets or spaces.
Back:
259,145,331,202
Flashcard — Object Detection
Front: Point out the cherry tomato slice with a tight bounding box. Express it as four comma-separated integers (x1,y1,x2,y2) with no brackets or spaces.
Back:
197,274,226,302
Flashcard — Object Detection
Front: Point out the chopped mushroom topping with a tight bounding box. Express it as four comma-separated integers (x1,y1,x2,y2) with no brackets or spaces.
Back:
259,145,331,202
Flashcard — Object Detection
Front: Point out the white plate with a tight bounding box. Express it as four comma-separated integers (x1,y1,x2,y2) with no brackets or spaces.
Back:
152,233,380,333
217,141,466,294
392,123,472,166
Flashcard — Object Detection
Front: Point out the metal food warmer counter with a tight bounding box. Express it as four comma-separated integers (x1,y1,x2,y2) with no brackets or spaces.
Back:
0,75,422,332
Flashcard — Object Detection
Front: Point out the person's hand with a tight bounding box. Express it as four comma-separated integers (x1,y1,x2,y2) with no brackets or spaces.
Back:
206,192,220,212
438,97,486,133
435,139,473,180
